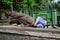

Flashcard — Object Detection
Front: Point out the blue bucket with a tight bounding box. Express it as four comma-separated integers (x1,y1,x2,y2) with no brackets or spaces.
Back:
35,17,47,28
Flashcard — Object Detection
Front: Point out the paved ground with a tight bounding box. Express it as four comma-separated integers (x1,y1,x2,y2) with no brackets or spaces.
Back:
0,25,60,40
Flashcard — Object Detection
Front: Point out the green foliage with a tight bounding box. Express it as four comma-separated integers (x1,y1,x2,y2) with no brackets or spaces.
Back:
2,0,12,5
2,0,59,11
55,1,60,11
57,1,60,7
